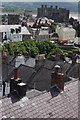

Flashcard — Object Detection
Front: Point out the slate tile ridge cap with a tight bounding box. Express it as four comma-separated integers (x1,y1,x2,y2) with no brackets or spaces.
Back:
0,94,9,100
18,64,34,69
29,90,48,99
37,65,53,71
65,79,78,86
2,62,14,67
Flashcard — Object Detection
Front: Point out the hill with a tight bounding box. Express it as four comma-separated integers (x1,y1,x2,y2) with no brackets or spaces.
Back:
2,2,78,13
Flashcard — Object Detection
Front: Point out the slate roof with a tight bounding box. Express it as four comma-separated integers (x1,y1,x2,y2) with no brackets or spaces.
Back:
24,57,35,68
2,63,14,82
0,80,78,118
39,30,49,36
67,63,80,78
3,59,80,92
28,67,53,91
17,65,35,85
36,59,80,78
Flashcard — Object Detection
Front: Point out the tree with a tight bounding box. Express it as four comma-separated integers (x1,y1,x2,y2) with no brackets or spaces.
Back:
50,22,58,32
30,47,39,58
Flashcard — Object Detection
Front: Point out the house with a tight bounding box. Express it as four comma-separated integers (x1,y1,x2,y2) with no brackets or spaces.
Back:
56,24,76,42
38,27,49,41
36,17,51,26
1,78,78,118
3,58,80,93
0,25,31,42
30,27,49,41
51,32,59,42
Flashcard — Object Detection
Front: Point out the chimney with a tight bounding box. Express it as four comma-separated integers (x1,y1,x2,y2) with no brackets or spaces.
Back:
45,5,47,8
72,53,77,65
41,5,44,8
51,65,65,91
50,5,53,8
10,67,27,97
35,54,46,70
17,83,27,97
3,80,6,96
55,5,58,9
14,68,18,80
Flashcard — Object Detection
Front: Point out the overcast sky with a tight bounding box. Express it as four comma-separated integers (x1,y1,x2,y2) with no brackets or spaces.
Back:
1,0,80,2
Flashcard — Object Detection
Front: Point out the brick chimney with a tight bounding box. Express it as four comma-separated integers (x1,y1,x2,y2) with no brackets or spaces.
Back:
51,65,65,91
14,68,18,80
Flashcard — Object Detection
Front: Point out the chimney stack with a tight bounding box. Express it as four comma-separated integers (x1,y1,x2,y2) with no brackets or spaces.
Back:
50,5,53,8
10,68,27,97
51,65,65,91
45,5,47,8
41,5,44,8
55,5,58,9
72,53,77,65
3,80,6,96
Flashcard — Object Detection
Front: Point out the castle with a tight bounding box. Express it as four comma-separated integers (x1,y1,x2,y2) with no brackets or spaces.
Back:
37,5,69,23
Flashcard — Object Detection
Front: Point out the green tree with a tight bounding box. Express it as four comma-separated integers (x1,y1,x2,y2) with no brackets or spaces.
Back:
30,47,39,58
51,22,58,32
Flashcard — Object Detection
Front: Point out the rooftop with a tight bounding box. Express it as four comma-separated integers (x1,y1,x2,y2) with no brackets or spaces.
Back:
0,80,79,118
39,29,49,36
0,25,31,35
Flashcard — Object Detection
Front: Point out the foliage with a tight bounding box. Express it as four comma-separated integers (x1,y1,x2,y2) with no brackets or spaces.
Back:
50,22,58,32
2,40,63,58
71,48,79,54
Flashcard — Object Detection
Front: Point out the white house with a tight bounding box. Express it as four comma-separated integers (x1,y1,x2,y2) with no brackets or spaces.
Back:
30,27,49,41
56,25,76,42
0,25,31,43
38,27,49,41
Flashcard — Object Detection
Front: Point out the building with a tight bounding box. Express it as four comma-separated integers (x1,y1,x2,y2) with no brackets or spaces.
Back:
51,32,59,42
38,27,49,41
30,27,50,41
56,25,76,42
15,55,36,68
0,25,31,42
37,5,69,23
8,14,20,25
24,9,32,16
0,77,79,118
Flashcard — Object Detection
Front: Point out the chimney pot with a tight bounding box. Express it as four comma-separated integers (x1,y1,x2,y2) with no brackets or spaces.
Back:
17,83,27,97
14,68,18,80
41,5,44,8
45,5,47,8
50,5,53,8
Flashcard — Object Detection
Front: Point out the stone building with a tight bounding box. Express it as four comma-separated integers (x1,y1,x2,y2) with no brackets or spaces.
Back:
37,5,69,23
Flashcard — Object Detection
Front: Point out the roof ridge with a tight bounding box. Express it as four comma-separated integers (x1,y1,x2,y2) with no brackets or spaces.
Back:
29,90,48,99
65,78,78,85
18,64,34,69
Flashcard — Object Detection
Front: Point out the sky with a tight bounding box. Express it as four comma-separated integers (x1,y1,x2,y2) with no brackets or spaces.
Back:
0,0,80,2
